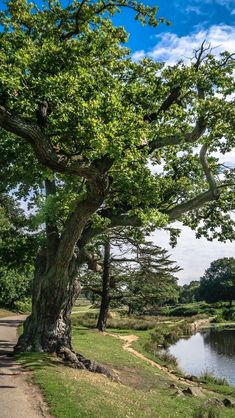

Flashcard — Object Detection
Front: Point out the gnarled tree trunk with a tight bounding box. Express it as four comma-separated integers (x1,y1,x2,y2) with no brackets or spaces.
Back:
15,250,80,353
15,178,116,378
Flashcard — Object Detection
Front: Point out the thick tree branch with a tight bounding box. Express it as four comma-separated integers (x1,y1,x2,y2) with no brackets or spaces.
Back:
200,144,219,198
141,116,207,152
144,85,181,122
0,106,95,178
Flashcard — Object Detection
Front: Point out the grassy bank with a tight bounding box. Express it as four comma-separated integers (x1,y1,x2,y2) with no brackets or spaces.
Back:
17,322,235,418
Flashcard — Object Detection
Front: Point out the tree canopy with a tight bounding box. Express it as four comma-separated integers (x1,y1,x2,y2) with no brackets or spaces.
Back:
0,0,234,360
198,258,235,306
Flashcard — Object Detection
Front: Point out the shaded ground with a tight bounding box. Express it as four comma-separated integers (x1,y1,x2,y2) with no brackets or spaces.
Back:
0,315,51,418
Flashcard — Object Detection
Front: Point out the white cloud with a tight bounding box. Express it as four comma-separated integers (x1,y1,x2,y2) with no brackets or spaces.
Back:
185,5,205,15
152,223,235,285
132,25,235,65
193,0,234,9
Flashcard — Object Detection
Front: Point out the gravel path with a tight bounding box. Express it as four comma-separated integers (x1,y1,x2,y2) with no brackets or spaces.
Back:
0,315,51,418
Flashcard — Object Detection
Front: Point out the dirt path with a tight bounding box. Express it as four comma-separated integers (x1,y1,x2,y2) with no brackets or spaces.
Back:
0,315,51,418
107,333,205,387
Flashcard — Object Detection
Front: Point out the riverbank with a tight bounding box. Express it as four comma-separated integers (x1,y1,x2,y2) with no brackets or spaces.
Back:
15,321,235,418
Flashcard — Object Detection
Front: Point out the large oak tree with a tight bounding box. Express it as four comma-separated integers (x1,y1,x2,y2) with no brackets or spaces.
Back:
0,0,234,369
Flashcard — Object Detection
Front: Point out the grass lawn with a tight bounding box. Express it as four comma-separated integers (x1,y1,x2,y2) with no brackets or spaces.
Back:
17,325,235,418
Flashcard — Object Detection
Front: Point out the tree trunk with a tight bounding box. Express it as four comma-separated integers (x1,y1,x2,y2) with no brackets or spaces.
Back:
14,178,117,378
97,240,111,332
128,303,134,316
15,251,80,353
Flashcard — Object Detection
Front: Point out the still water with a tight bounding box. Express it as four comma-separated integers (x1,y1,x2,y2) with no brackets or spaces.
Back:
169,327,235,386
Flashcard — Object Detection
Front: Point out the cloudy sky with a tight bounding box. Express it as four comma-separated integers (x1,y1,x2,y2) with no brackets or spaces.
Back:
114,0,235,285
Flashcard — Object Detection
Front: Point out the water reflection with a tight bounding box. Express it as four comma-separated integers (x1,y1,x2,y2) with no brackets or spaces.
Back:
203,328,235,356
169,327,235,386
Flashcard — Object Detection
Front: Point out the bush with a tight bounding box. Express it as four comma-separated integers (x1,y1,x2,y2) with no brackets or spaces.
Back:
222,307,235,321
156,351,178,367
211,315,224,324
0,267,32,307
13,298,32,313
146,319,193,357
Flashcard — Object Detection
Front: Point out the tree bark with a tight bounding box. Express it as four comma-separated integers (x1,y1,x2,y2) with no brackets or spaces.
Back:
15,177,109,354
97,240,111,332
15,179,80,353
15,251,80,353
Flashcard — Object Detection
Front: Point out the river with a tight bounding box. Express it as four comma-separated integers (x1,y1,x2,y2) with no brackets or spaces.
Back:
169,326,235,386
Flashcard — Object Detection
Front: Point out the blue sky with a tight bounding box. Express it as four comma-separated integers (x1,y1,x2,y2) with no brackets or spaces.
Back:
113,0,235,53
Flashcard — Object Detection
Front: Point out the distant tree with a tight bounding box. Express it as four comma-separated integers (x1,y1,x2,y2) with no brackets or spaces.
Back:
0,194,39,306
82,237,180,330
0,194,39,268
179,281,200,304
198,258,235,307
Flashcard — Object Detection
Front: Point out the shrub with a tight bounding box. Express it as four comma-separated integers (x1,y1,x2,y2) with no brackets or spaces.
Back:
0,267,32,307
222,307,235,321
13,298,32,313
146,319,194,357
156,351,178,367
211,315,224,324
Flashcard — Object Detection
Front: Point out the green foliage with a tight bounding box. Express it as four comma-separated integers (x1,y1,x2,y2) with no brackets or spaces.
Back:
179,281,200,304
199,258,235,305
160,302,216,317
13,297,32,313
222,308,235,321
146,319,193,354
0,194,39,268
0,267,32,307
156,350,178,367
0,0,234,243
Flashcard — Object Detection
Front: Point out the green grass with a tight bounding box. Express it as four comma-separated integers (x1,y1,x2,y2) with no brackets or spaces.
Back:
17,325,235,418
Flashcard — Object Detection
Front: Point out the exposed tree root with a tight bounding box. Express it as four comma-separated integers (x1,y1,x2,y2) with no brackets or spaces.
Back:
58,347,118,381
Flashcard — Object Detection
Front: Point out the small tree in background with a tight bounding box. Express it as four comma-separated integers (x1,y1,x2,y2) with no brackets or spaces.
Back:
82,236,180,331
179,281,200,304
0,194,38,307
199,258,235,307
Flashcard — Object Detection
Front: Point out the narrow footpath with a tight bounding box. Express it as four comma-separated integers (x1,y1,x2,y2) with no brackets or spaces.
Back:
0,315,51,418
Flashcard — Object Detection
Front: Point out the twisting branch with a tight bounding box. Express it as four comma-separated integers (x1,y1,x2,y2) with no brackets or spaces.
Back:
144,85,181,122
0,106,95,178
144,115,207,152
200,144,219,199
